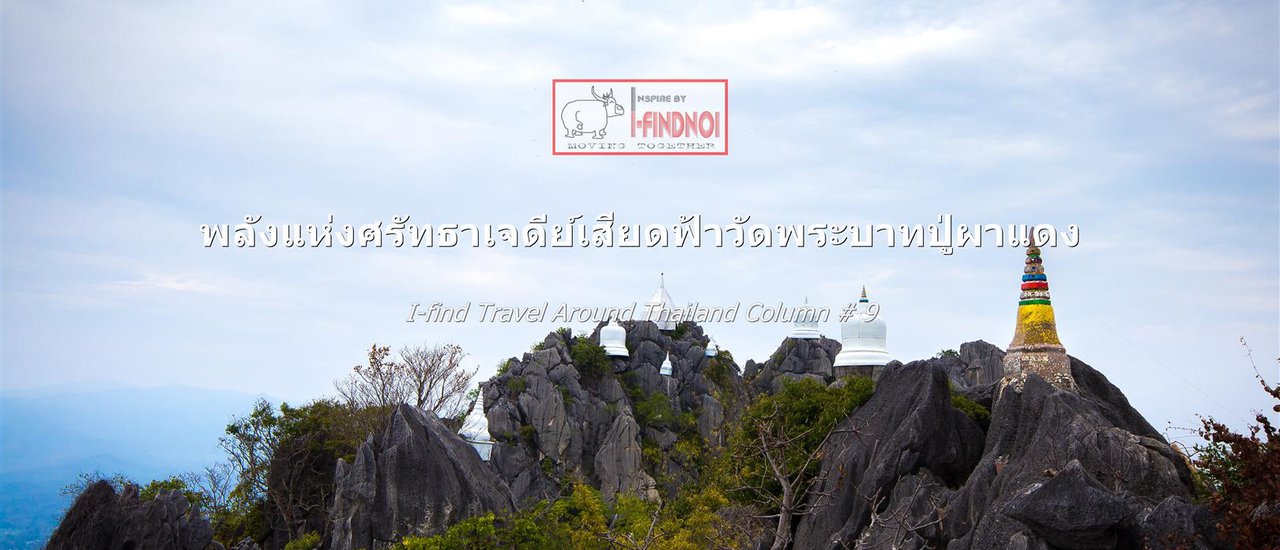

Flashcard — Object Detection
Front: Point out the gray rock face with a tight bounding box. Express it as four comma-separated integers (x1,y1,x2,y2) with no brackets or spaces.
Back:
594,413,657,501
46,481,214,550
791,349,1222,550
749,337,841,394
1135,496,1223,549
940,358,1211,550
329,404,515,550
1002,460,1131,549
792,360,987,549
482,321,745,504
961,340,1006,387
230,538,261,550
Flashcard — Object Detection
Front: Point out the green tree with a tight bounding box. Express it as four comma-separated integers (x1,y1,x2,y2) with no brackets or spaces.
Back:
570,338,611,381
721,377,874,550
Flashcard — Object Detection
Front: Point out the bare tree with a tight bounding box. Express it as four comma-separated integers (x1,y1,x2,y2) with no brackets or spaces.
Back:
399,342,477,419
192,462,234,515
731,403,860,550
335,345,408,410
854,481,949,549
335,342,478,425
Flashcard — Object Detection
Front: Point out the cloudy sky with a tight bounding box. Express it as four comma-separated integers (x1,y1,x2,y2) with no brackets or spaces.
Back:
3,1,1277,439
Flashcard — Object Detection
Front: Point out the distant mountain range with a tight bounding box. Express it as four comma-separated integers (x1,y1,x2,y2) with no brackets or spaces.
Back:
0,384,268,550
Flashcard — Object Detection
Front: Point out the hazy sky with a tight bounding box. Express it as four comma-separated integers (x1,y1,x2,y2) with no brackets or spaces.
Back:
3,1,1277,441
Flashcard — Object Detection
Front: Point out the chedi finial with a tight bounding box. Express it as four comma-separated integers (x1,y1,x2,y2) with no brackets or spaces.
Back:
1002,243,1075,391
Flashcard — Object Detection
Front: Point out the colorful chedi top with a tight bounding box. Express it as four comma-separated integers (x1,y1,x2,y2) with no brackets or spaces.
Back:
1003,244,1075,391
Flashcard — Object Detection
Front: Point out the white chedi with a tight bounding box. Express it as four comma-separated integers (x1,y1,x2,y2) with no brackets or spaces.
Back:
705,337,719,357
647,273,676,331
601,319,629,357
458,400,494,461
659,352,673,376
787,297,823,339
834,287,893,367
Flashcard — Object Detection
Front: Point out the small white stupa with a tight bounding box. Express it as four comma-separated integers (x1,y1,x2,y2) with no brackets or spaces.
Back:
646,273,676,331
659,351,673,376
458,399,494,461
787,297,823,339
833,286,893,367
600,318,629,357
705,337,719,357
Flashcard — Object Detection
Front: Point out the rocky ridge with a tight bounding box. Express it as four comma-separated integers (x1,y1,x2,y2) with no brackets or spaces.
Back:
45,323,1225,549
482,320,747,504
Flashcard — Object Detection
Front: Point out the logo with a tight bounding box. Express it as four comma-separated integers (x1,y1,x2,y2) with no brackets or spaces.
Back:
552,79,728,155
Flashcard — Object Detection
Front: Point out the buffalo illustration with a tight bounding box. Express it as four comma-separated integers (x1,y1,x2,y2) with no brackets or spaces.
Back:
561,86,625,139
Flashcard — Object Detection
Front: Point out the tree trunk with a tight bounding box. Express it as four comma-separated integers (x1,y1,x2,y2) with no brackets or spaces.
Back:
771,508,793,550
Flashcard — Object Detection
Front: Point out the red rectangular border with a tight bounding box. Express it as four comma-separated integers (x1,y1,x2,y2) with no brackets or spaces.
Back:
552,79,729,156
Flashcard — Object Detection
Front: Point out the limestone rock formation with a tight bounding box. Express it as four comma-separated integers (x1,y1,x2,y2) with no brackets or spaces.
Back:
793,350,1223,549
791,360,987,549
482,321,746,504
745,336,843,394
961,339,1007,387
46,480,216,550
329,404,515,550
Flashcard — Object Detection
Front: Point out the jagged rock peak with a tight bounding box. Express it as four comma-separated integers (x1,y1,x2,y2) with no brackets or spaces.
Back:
329,404,515,550
792,354,1222,549
46,480,216,550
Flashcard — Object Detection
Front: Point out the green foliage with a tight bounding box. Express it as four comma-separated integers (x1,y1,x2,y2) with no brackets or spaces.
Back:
936,349,960,359
670,433,707,471
570,338,610,381
506,376,527,395
394,481,610,549
704,354,732,389
140,476,208,509
395,480,747,550
641,437,665,476
951,394,991,428
217,398,378,547
559,384,575,405
496,358,515,375
722,376,874,507
210,498,267,549
283,531,320,550
222,398,280,503
634,392,677,429
671,323,689,339
518,424,537,446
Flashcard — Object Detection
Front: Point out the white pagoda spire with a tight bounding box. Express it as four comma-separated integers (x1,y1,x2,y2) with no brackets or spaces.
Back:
646,273,676,331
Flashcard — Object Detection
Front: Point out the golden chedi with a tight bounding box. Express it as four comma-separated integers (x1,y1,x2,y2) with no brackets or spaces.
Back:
1002,243,1075,391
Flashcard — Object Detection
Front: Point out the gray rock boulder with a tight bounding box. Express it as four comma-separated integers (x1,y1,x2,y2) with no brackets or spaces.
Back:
792,360,987,549
329,404,515,550
749,337,840,394
46,481,215,550
594,413,659,501
961,340,1006,387
1002,460,1132,549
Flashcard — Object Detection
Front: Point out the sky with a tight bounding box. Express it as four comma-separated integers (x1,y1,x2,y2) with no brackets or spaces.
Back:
3,1,1278,443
